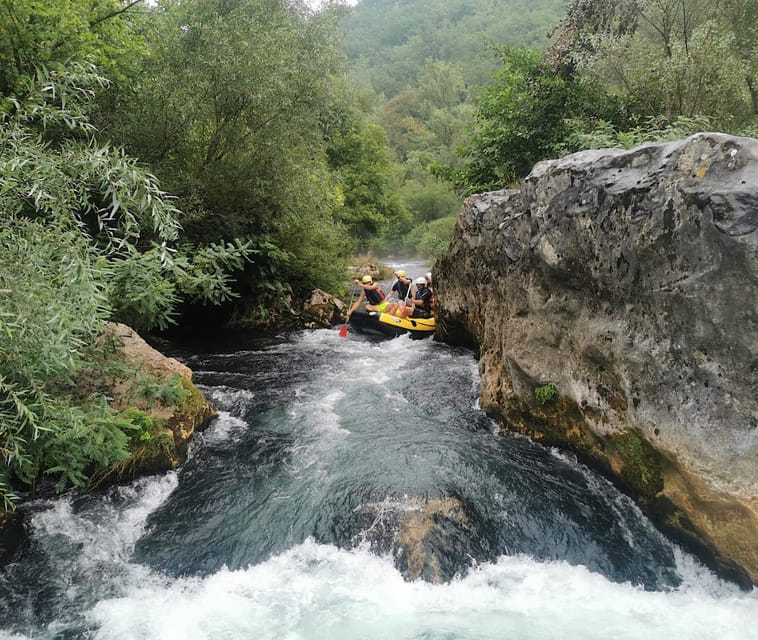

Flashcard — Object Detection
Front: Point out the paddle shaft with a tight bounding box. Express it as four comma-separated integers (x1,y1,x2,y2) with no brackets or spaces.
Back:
339,284,358,336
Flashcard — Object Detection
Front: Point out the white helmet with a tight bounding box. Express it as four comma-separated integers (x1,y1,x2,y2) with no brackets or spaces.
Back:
414,277,426,286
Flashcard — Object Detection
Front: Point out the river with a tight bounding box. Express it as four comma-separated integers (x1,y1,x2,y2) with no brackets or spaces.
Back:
1,276,757,639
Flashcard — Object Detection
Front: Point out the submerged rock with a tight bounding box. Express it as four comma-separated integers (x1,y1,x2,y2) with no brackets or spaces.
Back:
354,497,478,583
435,133,758,587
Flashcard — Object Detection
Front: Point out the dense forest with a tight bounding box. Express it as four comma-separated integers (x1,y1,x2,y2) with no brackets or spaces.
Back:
341,0,567,255
1,0,756,509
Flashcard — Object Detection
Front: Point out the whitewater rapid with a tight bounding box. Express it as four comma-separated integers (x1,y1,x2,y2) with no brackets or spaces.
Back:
1,325,756,639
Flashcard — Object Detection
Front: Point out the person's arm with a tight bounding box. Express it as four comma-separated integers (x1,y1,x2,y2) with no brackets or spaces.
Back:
349,288,365,314
409,289,430,308
402,277,412,295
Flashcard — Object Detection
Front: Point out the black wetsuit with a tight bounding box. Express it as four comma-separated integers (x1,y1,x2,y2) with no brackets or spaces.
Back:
391,280,410,301
410,287,433,318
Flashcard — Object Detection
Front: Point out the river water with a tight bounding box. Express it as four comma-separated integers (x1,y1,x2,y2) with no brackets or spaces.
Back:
1,301,757,638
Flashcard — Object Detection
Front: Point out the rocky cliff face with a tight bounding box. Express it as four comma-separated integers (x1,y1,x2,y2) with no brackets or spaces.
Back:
435,133,758,587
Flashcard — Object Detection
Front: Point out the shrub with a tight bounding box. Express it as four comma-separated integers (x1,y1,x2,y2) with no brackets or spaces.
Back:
535,382,558,406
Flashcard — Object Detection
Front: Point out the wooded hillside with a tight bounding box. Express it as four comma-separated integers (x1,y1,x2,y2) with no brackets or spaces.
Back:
343,0,567,95
340,0,567,255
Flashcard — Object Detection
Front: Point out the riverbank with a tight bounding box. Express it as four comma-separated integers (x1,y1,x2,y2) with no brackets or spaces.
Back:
0,323,216,560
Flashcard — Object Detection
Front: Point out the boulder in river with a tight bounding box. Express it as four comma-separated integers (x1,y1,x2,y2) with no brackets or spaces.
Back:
435,133,758,588
355,497,482,583
88,323,216,483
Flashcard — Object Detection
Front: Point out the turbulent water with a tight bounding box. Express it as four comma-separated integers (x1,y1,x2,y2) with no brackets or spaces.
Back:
1,299,757,638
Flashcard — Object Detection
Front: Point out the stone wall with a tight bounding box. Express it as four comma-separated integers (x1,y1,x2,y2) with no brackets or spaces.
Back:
435,133,758,587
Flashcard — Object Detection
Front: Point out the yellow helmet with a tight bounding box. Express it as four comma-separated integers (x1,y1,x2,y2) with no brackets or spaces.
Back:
361,275,373,283
397,270,407,277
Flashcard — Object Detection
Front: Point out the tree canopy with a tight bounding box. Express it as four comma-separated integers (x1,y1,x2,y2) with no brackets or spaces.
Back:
447,0,758,194
0,0,407,506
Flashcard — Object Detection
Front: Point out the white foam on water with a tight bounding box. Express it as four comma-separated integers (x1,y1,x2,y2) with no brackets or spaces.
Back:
31,473,178,568
79,539,757,640
0,474,182,640
280,385,352,484
304,388,348,434
290,388,349,454
201,411,249,443
201,385,255,414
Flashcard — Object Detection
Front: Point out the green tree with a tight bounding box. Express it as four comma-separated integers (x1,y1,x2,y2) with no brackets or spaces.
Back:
551,0,758,130
0,220,133,506
401,178,460,224
0,0,146,96
101,0,355,299
0,65,190,506
446,47,624,192
327,112,409,245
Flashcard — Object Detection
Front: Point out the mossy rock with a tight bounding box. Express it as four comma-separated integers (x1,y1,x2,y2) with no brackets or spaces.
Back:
500,391,605,464
608,430,664,499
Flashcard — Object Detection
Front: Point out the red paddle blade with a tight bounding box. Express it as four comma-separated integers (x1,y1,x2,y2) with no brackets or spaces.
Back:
338,324,348,337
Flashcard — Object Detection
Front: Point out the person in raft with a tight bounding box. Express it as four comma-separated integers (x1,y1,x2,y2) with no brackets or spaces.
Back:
424,271,435,312
389,270,412,302
349,274,389,314
396,277,433,318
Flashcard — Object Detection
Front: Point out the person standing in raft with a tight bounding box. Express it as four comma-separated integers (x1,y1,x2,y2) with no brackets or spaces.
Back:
385,270,412,316
349,275,389,314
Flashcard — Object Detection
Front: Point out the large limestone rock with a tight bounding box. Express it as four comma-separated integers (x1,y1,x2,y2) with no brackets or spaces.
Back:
435,133,758,587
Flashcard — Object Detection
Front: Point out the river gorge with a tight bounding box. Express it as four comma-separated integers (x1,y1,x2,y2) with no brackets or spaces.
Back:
1,321,756,639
